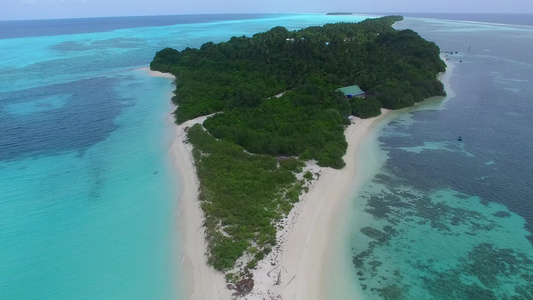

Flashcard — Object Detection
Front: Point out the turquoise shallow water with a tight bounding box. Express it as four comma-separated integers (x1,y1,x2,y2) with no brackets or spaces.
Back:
0,13,369,299
0,71,181,299
343,15,533,300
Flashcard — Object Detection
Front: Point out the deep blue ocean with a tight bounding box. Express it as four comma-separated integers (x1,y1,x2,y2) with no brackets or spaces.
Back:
0,13,368,300
343,14,533,300
1,12,532,300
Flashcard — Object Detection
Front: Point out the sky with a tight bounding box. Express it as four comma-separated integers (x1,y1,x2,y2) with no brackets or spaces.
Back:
1,0,533,20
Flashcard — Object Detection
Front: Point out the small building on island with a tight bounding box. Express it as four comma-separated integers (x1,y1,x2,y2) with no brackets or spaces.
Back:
336,85,366,99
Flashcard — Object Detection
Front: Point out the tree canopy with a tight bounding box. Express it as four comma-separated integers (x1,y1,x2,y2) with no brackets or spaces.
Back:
151,16,446,282
151,16,445,168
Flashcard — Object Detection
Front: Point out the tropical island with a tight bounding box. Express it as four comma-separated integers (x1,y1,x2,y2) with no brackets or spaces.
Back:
151,15,446,297
326,12,354,15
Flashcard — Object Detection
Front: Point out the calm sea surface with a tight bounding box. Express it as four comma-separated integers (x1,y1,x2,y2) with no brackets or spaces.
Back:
344,14,533,300
2,12,531,300
0,13,368,299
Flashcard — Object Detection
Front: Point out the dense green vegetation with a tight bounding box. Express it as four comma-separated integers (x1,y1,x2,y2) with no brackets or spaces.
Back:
187,124,305,273
350,96,382,118
152,16,445,168
151,16,446,281
203,88,350,168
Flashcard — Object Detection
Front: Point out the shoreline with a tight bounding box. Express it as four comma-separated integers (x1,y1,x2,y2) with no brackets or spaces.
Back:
147,68,231,299
141,67,177,80
169,114,232,300
439,53,456,101
323,55,455,300
249,109,392,299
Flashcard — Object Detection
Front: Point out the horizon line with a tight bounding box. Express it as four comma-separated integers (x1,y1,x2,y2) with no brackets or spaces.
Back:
2,11,533,22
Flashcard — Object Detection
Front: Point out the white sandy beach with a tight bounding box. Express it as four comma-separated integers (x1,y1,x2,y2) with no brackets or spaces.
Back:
248,110,391,300
147,68,231,299
170,114,233,300
261,57,453,299
439,54,456,100
143,67,178,79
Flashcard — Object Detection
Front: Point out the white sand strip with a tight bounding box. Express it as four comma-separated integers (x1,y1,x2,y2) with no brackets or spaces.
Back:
169,114,232,300
439,54,456,100
148,65,228,299
141,67,177,80
244,110,391,299
273,110,390,300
